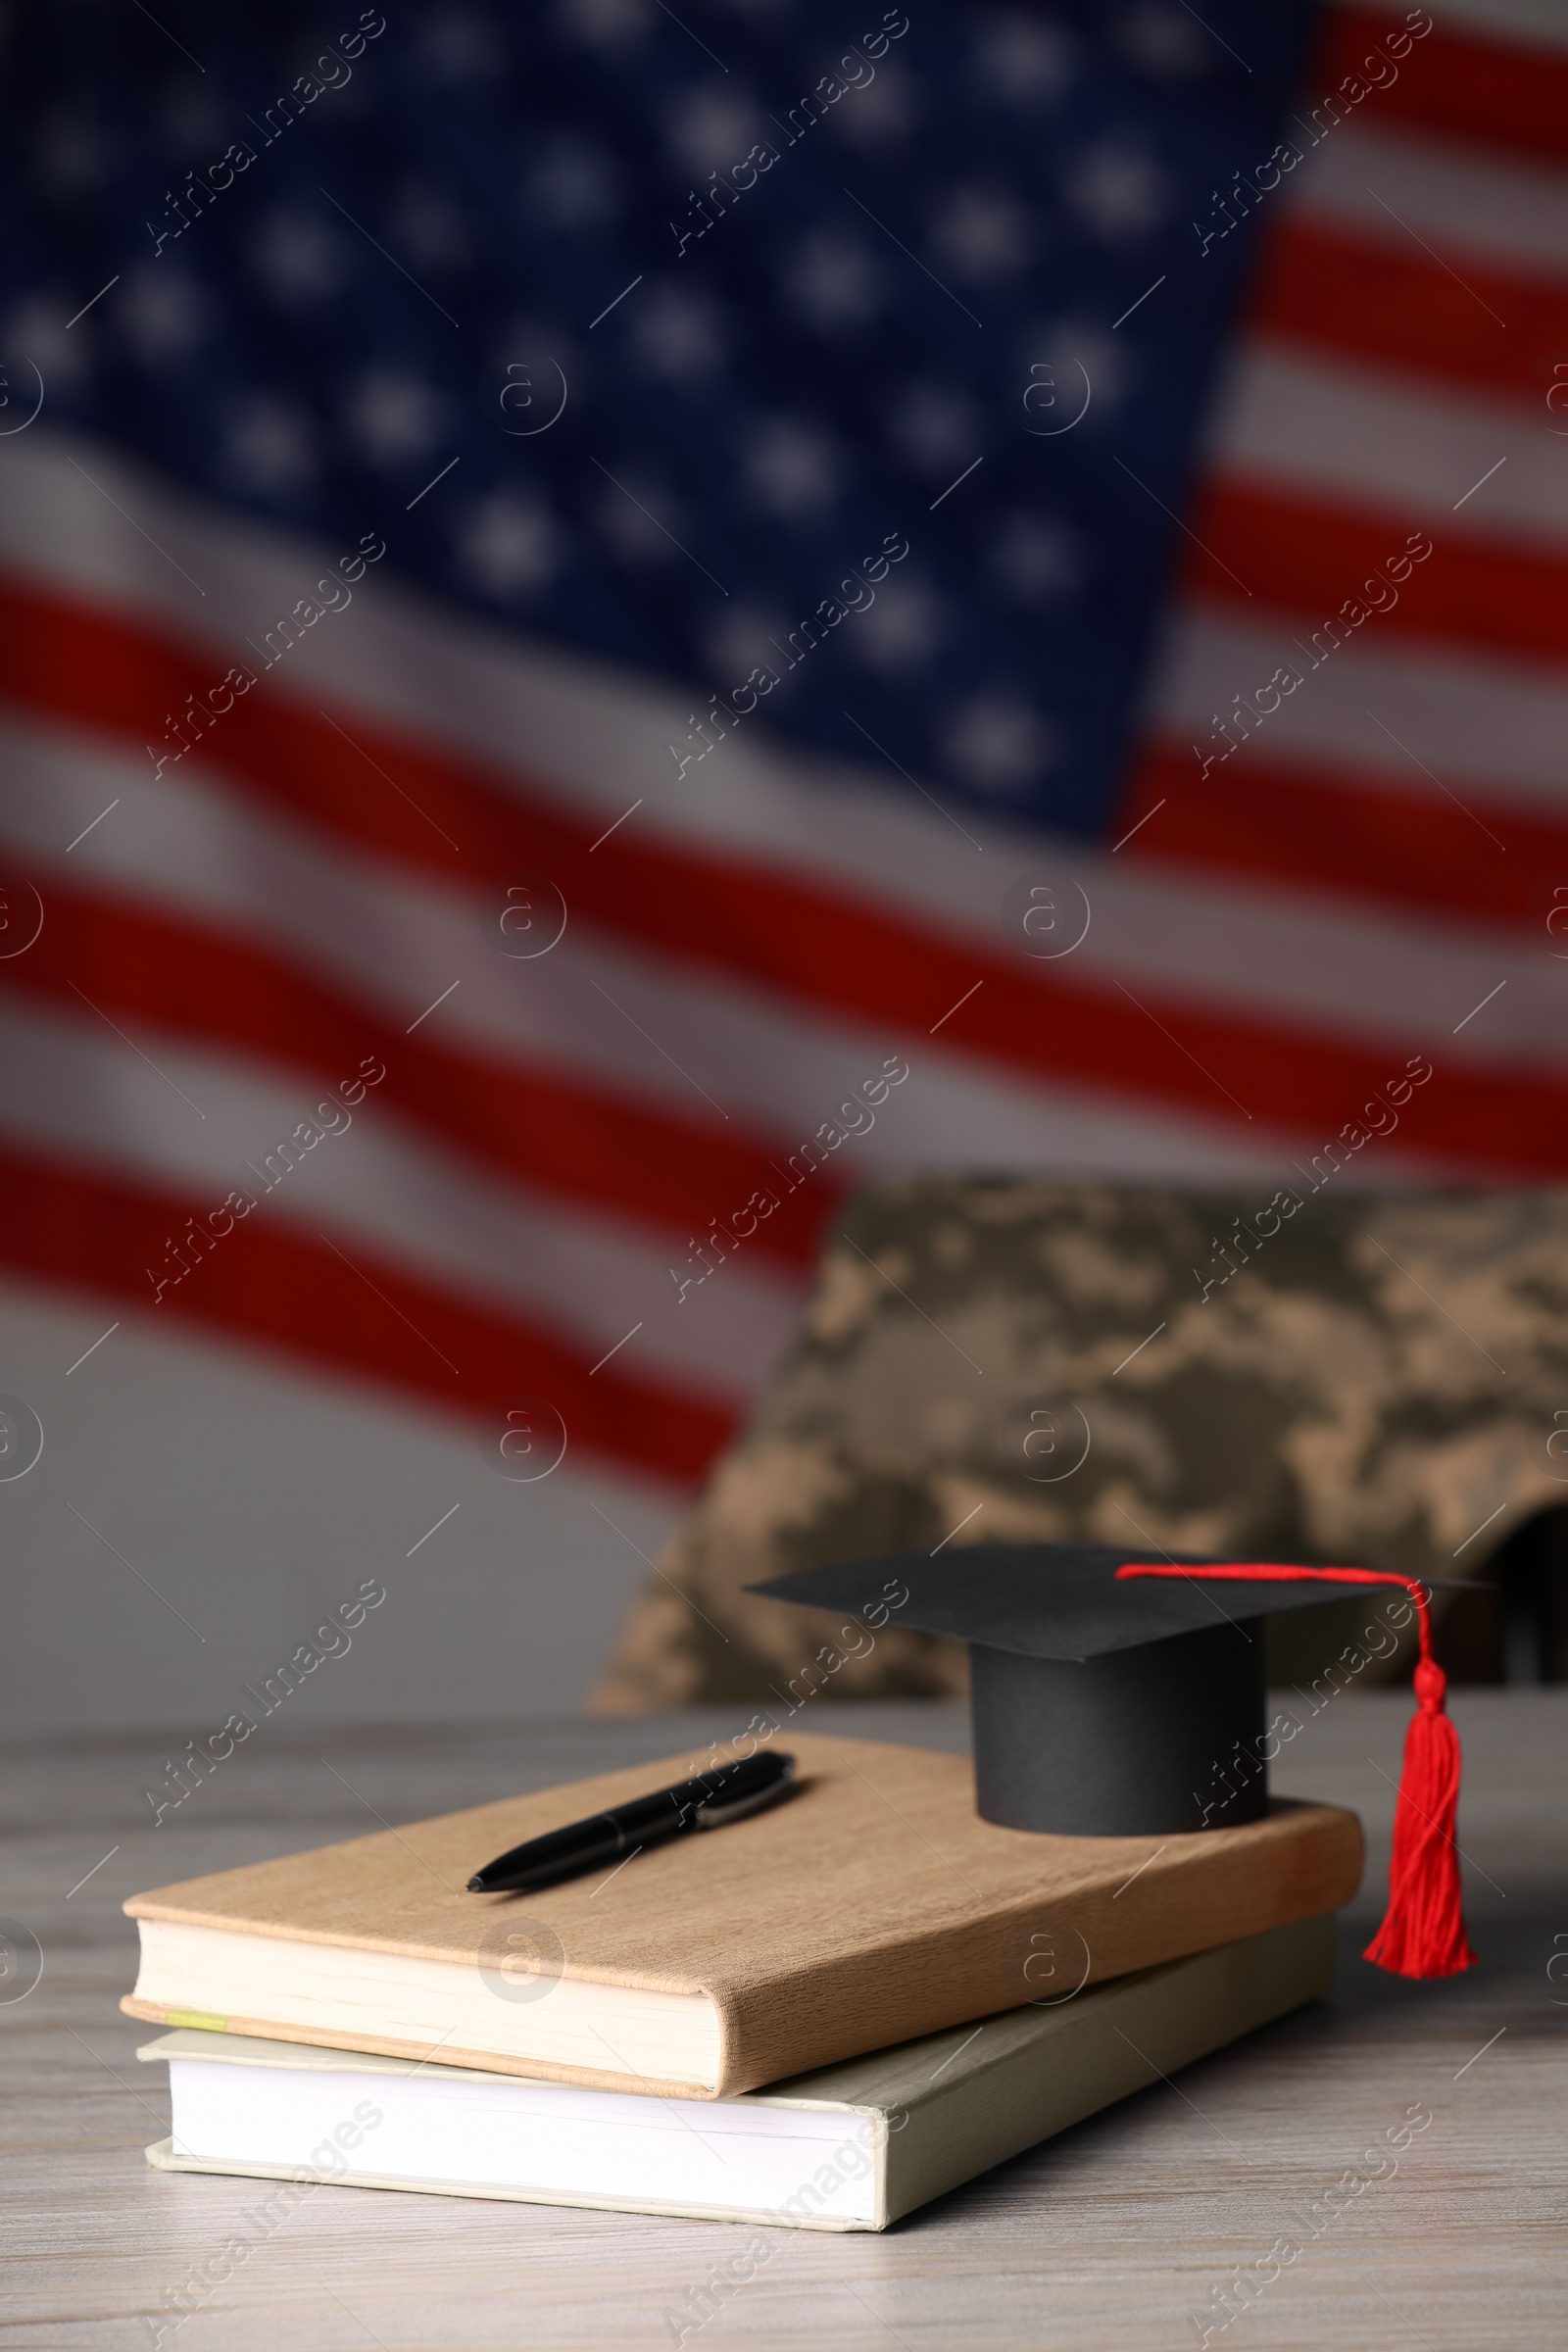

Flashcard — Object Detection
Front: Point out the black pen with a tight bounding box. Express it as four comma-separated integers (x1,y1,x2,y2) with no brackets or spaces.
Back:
466,1750,798,1893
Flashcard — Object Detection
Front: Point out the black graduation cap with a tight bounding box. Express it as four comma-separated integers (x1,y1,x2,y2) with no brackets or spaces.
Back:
748,1542,1399,1838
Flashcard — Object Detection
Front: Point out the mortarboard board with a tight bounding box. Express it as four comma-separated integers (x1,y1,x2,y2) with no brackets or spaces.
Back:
749,1543,1476,1981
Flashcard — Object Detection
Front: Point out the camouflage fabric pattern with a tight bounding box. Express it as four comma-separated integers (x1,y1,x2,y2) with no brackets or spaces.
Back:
591,1179,1568,1711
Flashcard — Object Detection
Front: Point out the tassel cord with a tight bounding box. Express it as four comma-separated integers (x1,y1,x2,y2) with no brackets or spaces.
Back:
1115,1561,1478,1981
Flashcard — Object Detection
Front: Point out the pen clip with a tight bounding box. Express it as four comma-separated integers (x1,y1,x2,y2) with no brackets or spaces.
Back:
692,1777,794,1830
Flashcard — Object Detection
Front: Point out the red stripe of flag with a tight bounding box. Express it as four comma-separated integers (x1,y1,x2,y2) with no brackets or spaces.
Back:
1119,741,1542,929
0,875,841,1270
0,1138,735,1482
1176,479,1568,666
5,571,1568,1168
1253,219,1547,405
1320,6,1568,169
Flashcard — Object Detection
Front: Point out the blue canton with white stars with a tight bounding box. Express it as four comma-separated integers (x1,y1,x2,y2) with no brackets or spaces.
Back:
4,0,1315,836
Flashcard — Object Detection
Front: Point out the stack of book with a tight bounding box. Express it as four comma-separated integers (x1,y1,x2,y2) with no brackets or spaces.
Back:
126,1731,1360,2230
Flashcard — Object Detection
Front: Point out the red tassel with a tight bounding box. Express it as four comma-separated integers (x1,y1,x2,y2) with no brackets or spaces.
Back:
1115,1561,1478,1981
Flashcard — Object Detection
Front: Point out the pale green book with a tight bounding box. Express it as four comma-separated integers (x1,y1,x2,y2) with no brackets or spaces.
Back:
139,1913,1332,2231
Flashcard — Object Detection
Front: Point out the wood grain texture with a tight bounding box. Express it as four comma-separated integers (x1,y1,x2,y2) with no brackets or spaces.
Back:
5,1695,1566,2350
120,1731,1362,2097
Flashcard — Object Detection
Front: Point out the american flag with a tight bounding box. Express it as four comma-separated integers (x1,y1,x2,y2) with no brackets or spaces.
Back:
1,0,1563,1694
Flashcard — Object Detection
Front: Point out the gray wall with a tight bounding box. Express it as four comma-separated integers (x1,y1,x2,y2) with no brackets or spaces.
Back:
0,1281,679,1737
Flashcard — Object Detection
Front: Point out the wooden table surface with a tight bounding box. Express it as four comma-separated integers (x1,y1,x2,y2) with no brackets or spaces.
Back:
5,1695,1565,2350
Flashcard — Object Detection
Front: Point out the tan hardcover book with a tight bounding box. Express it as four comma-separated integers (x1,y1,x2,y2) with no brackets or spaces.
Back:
122,1731,1361,2100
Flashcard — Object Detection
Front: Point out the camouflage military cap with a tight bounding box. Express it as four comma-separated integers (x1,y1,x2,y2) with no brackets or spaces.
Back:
592,1178,1568,1712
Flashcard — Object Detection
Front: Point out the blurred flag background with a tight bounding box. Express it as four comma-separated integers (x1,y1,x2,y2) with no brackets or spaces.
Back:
2,0,1564,1728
